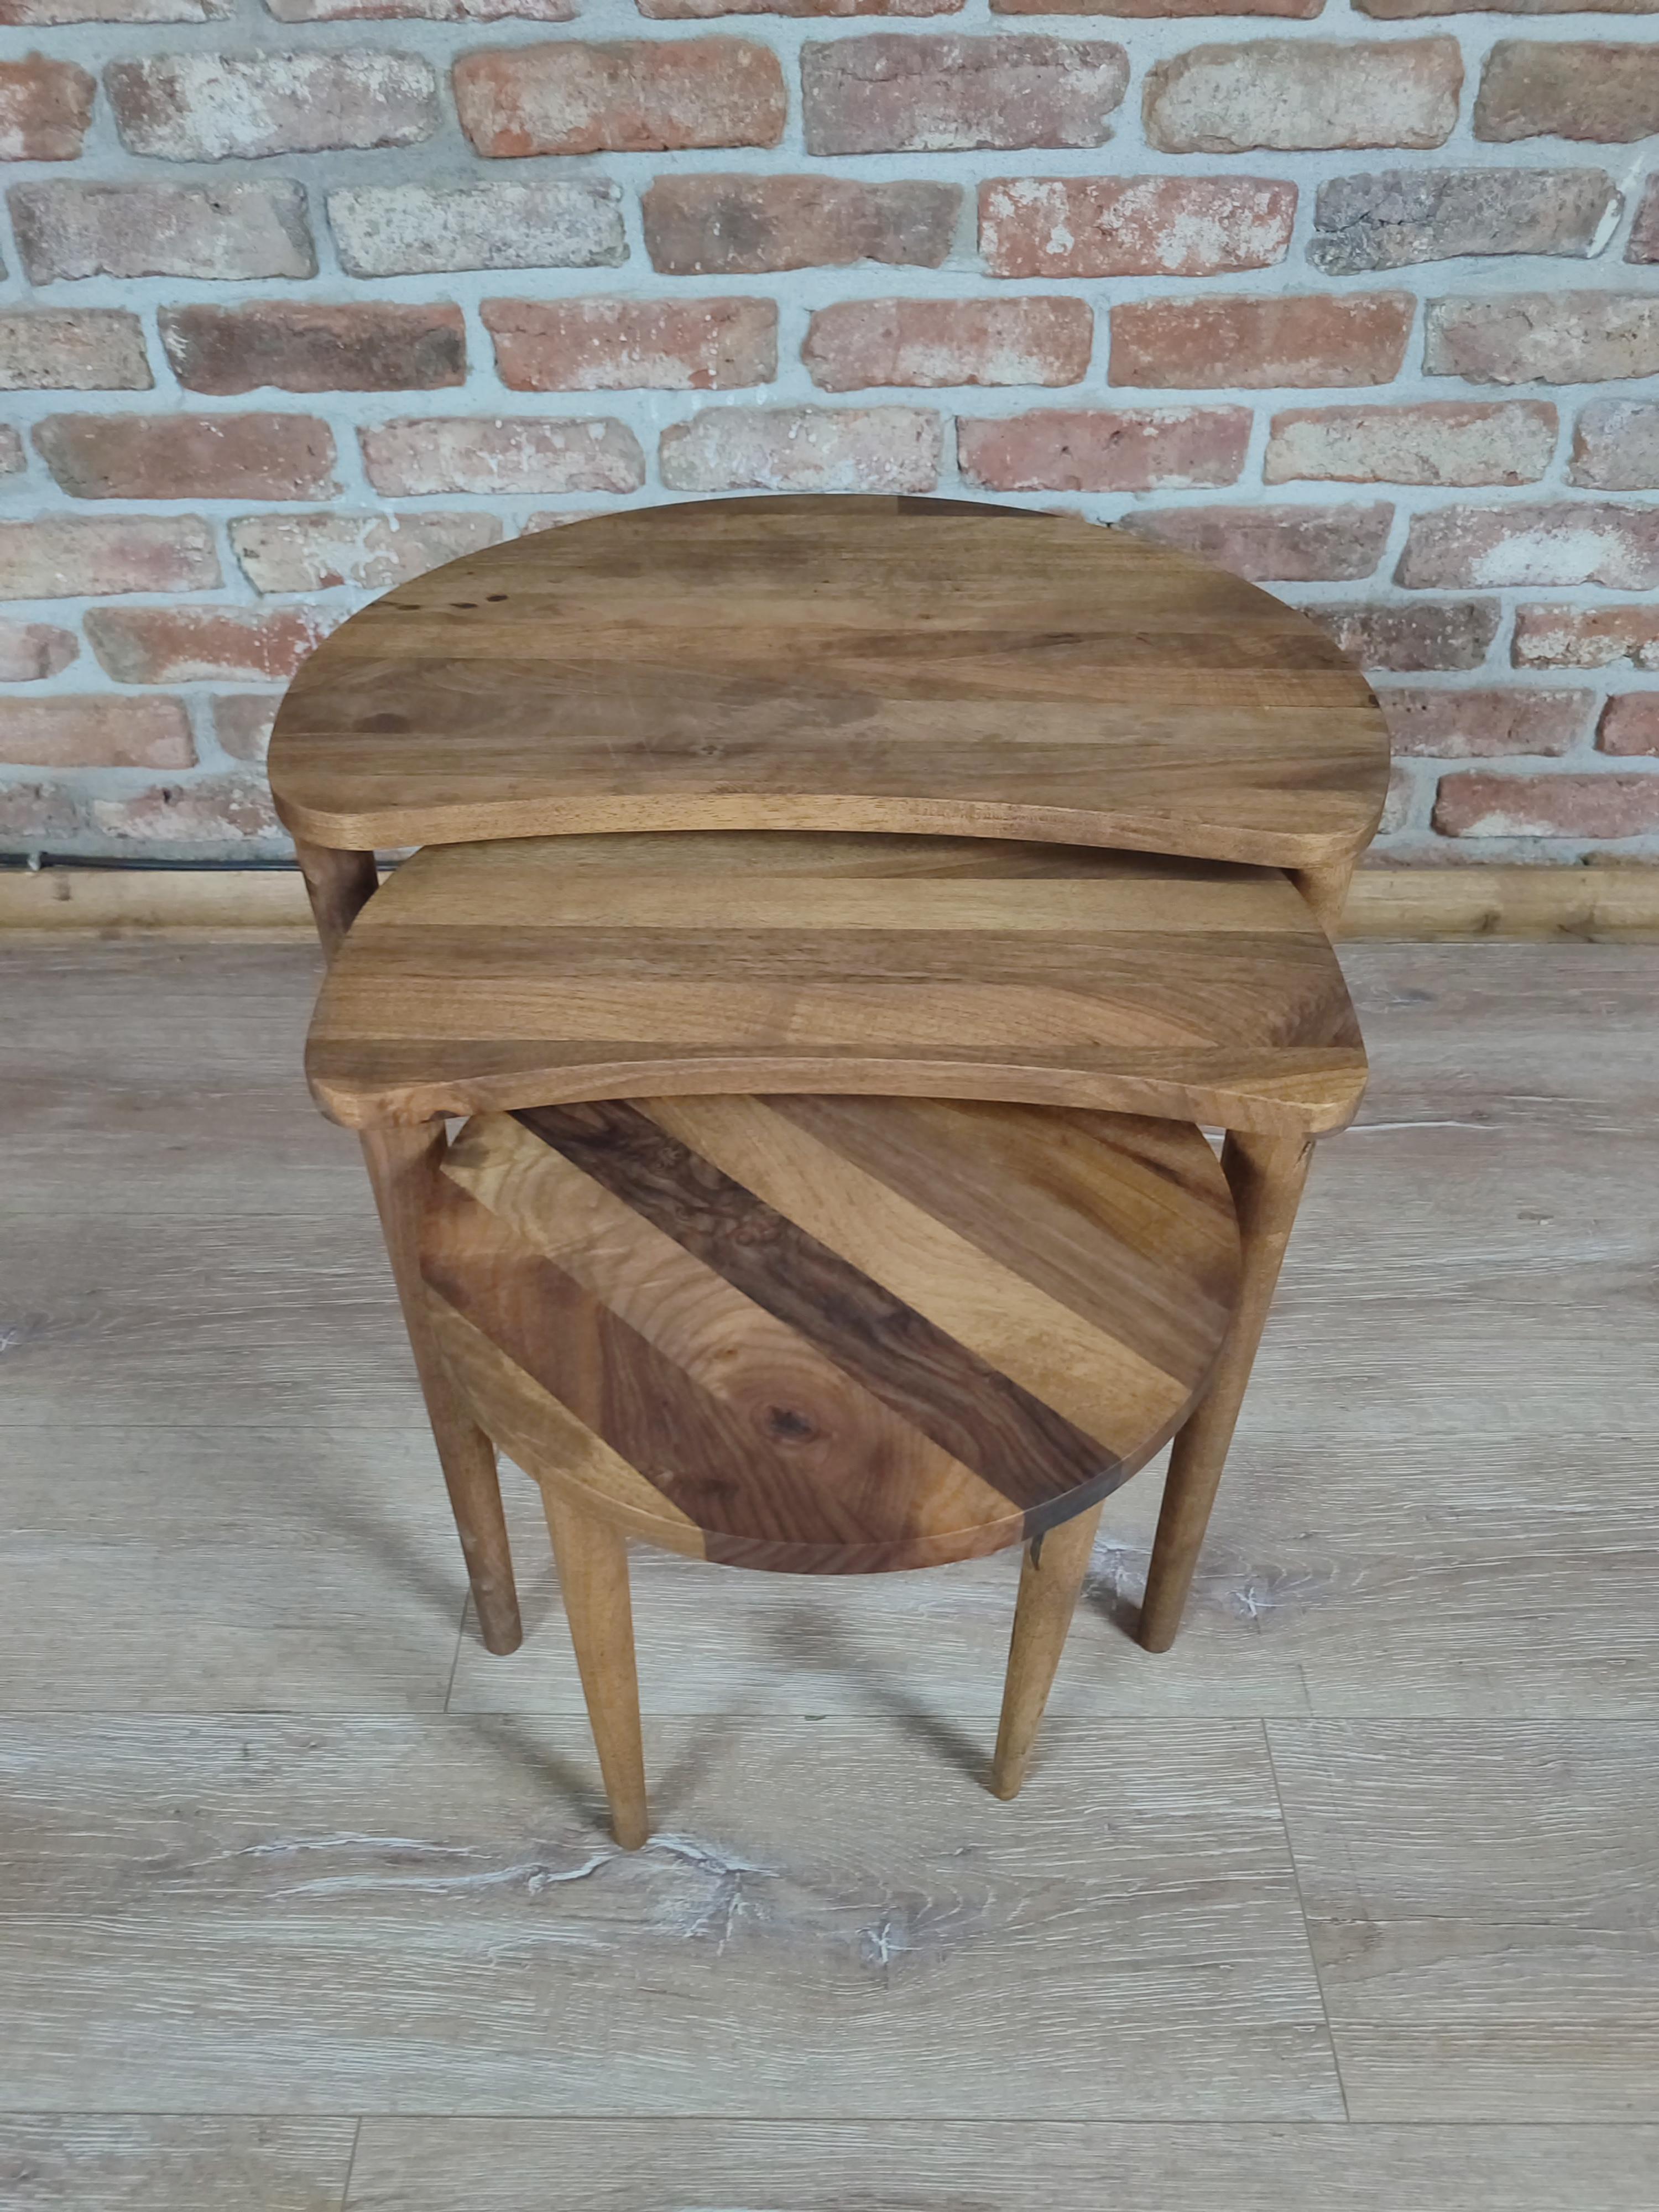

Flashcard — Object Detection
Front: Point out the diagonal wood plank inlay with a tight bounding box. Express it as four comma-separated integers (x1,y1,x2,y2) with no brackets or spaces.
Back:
420,1097,1240,1574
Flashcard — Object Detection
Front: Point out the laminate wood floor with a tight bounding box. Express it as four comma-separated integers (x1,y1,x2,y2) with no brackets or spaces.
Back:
1,936,1656,2206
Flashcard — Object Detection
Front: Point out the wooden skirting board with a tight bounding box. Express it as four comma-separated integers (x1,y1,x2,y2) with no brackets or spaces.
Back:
0,862,1656,940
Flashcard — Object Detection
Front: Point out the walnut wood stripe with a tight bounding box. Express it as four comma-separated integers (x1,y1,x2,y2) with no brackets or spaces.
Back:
269,494,1388,869
639,1094,1195,1455
514,1102,1114,1521
441,1112,1016,1543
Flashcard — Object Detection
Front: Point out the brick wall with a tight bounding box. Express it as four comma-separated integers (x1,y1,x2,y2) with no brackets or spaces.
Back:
1,0,1656,864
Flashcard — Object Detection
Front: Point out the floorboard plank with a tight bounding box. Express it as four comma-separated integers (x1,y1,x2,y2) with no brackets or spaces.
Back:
343,2117,1659,2212
1270,1719,1659,2120
0,2117,355,2212
0,1430,465,1712
0,1714,1338,2120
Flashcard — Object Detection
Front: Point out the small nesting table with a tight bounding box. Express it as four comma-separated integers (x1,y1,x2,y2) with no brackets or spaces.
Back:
270,495,1388,1841
422,1096,1240,1844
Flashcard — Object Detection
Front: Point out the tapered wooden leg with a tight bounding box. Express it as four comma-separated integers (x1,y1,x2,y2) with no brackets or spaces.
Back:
359,1120,523,1657
990,1501,1104,1801
294,836,378,961
1139,1130,1314,1653
541,1486,650,1850
1290,857,1355,942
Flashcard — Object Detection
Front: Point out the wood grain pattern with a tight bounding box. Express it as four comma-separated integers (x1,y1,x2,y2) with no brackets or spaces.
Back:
268,495,1389,873
340,2118,1659,2212
420,1098,1239,1575
0,1714,1338,2117
306,832,1368,1136
1270,1719,1659,2120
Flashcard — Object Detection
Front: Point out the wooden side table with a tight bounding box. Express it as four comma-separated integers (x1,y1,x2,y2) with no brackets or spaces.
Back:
269,494,1390,951
303,828,1365,1669
419,1096,1242,1844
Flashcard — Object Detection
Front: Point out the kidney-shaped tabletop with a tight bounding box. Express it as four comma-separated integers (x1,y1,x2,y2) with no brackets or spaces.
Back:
269,495,1390,875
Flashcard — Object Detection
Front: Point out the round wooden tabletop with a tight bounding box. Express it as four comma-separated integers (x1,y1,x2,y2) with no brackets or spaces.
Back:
420,1095,1241,1575
270,495,1390,873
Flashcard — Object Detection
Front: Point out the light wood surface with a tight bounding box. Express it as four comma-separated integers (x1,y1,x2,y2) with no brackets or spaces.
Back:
307,832,1369,1136
1272,1719,1659,2121
4,936,1659,2194
268,494,1390,873
421,1098,1239,1574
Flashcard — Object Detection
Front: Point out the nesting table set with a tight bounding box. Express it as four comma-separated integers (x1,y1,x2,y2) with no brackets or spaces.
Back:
268,495,1389,1848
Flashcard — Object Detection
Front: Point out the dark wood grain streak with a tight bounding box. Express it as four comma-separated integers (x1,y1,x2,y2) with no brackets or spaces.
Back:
514,1103,1115,1523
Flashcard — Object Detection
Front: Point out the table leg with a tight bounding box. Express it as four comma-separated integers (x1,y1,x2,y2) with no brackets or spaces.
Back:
1139,1129,1314,1653
359,1120,523,1657
542,1488,650,1851
1290,857,1355,941
990,1500,1105,1801
294,837,378,961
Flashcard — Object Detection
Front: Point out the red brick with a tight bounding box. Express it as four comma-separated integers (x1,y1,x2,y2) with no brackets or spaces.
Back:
1475,40,1659,144
327,180,623,276
0,310,150,392
9,180,314,283
1597,696,1659,757
0,695,193,768
455,39,786,156
85,606,333,684
0,781,80,844
0,57,94,160
107,51,436,159
1630,177,1659,263
35,414,338,501
91,775,281,846
0,1,231,16
1265,401,1556,486
1144,38,1460,154
1358,0,1657,13
644,0,960,13
160,303,465,396
1304,598,1499,672
1399,502,1659,592
361,416,646,497
1434,770,1659,840
270,0,573,17
1378,685,1592,758
1513,605,1659,673
229,511,502,593
802,35,1128,154
979,175,1293,278
660,405,942,493
1569,402,1659,493
643,173,961,274
805,298,1089,389
211,695,278,764
1311,166,1619,276
483,297,776,391
998,0,1319,13
1122,502,1392,582
958,405,1250,491
0,620,77,681
0,517,219,597
1426,293,1659,385
1110,291,1412,388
